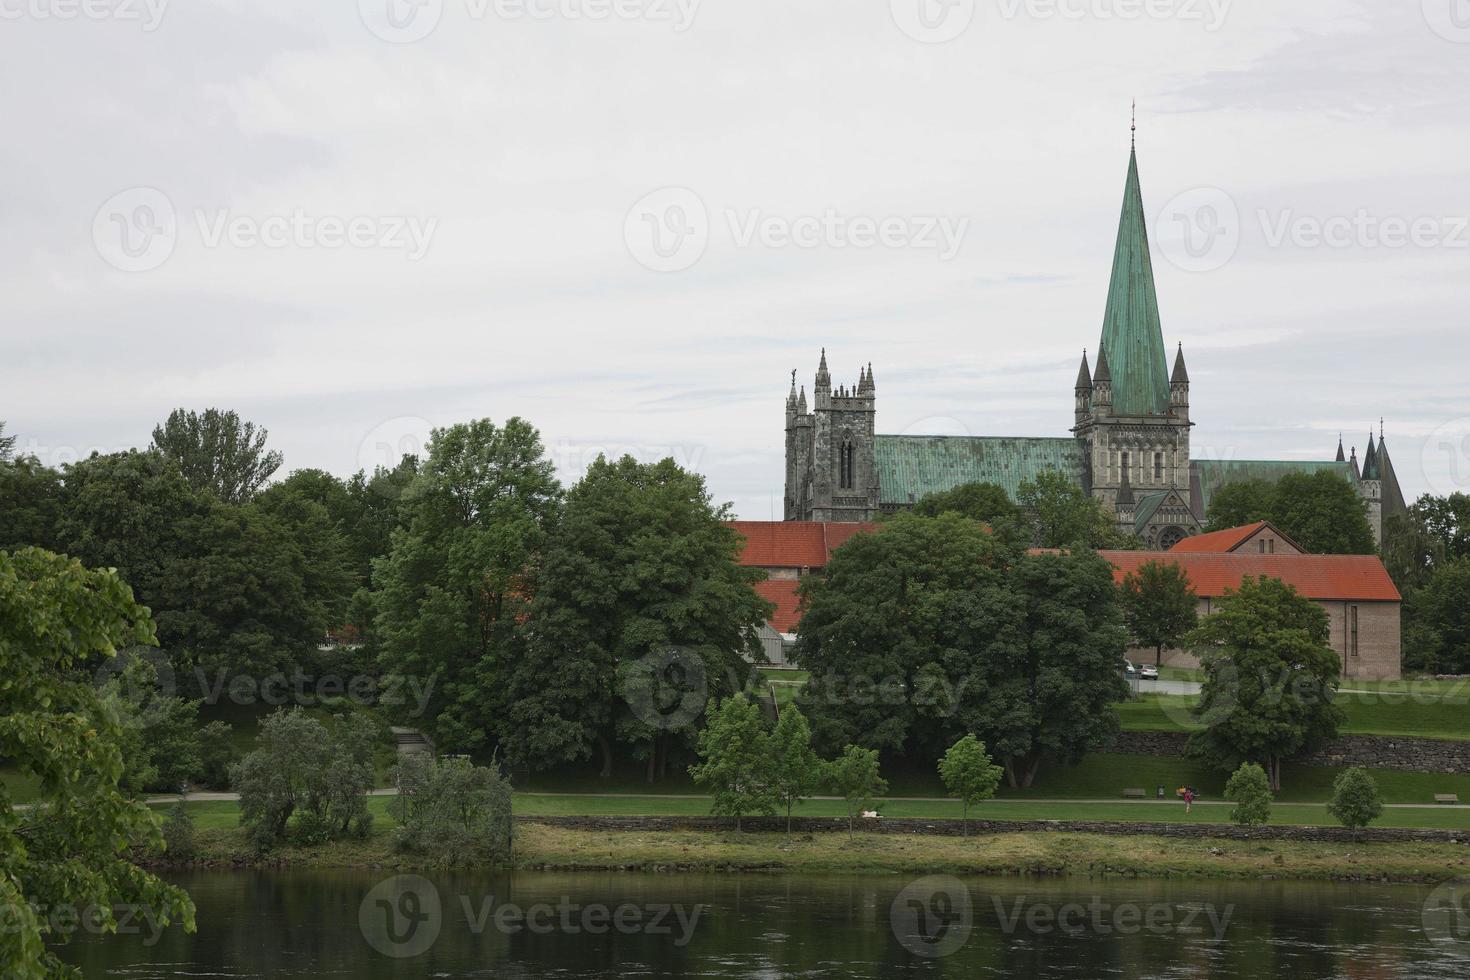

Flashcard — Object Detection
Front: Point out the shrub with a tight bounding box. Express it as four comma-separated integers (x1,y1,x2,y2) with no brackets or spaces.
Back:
161,801,196,861
1223,762,1273,827
1327,766,1384,837
388,754,514,865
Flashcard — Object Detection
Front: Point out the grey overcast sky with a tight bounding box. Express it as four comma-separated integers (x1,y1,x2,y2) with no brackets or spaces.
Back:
3,0,1469,518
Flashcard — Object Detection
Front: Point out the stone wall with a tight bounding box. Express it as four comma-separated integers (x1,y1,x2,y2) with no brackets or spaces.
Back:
517,814,1467,845
1108,730,1470,775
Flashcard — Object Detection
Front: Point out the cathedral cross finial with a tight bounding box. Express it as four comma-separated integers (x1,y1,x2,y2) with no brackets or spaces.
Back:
1131,100,1136,150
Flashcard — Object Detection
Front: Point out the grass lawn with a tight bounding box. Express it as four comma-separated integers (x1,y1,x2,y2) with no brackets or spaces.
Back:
1118,691,1470,741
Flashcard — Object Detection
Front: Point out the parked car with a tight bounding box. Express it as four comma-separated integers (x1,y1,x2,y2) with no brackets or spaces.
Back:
1121,659,1139,677
1140,664,1160,681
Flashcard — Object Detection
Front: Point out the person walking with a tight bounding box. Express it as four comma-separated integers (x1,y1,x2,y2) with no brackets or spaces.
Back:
1183,787,1195,814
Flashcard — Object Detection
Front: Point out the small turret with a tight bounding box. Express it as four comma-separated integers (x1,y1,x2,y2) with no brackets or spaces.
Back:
1074,350,1093,427
865,362,876,394
1336,435,1345,463
1169,343,1190,421
1092,345,1113,413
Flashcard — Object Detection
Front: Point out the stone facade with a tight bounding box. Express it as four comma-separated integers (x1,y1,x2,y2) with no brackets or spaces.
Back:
784,354,880,523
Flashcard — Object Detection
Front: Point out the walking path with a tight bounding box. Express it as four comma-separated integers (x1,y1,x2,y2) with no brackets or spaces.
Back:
140,789,1469,811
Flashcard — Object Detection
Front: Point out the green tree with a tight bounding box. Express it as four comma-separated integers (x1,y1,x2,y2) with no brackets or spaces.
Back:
150,407,284,504
0,548,195,979
251,478,358,636
938,734,1004,835
1120,560,1199,667
793,515,1128,787
1416,492,1470,561
1270,471,1375,555
162,801,197,861
508,455,769,780
388,754,514,864
913,482,1019,524
0,454,62,553
373,418,561,755
1402,558,1470,674
1017,469,1134,549
101,653,204,794
1327,766,1384,838
1187,576,1345,791
1204,479,1274,531
0,419,15,460
690,696,777,830
769,705,823,833
1223,762,1273,827
1205,473,1374,555
827,744,887,839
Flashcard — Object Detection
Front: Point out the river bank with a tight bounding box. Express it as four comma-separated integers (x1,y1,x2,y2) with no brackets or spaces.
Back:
153,820,1470,884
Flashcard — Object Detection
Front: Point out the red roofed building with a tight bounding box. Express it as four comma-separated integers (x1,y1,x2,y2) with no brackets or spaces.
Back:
1103,551,1401,679
729,521,877,667
1168,521,1303,556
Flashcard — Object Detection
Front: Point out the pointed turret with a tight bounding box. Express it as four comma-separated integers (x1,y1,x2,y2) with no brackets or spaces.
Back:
1092,346,1113,413
1099,145,1171,416
1363,433,1379,480
815,349,831,392
1171,343,1190,385
1075,350,1094,391
865,362,875,393
1336,435,1345,463
1349,445,1360,480
797,385,807,415
1093,345,1112,384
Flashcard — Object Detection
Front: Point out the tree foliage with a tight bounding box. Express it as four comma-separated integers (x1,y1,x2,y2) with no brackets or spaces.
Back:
938,734,1004,834
1120,560,1199,667
1186,576,1345,791
769,704,823,833
1018,469,1134,549
912,481,1019,525
507,455,769,779
1223,762,1273,827
689,696,777,830
0,548,195,979
1206,473,1374,554
1327,766,1384,836
0,453,62,553
827,744,887,838
373,418,560,754
388,754,513,864
150,408,283,504
793,514,1128,787
230,708,377,850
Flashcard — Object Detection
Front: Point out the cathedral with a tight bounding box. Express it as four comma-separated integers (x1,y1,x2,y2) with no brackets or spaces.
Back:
783,140,1405,550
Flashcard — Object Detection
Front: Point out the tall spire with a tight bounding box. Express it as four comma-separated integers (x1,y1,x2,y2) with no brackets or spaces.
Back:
1075,349,1093,390
1099,135,1171,416
1363,432,1379,480
815,348,831,392
1336,434,1345,463
1093,344,1112,384
866,362,875,392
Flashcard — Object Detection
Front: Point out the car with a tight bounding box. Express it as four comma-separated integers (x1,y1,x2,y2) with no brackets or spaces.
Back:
1140,665,1160,681
1121,660,1139,676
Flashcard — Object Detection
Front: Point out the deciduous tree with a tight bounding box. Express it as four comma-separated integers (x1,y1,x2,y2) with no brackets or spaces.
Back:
1224,762,1272,827
151,408,283,504
827,744,887,839
1187,576,1345,791
0,547,195,979
1120,560,1199,668
689,696,777,831
938,734,1004,835
769,704,823,833
1327,766,1384,839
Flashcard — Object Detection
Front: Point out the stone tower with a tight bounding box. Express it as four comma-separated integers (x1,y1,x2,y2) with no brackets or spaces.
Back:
785,350,880,522
1360,431,1383,544
1072,141,1194,543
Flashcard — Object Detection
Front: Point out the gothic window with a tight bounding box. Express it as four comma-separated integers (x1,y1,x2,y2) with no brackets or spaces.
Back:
1154,452,1164,482
839,441,854,489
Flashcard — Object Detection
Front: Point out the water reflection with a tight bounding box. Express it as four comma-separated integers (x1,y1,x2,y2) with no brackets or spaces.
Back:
55,869,1470,978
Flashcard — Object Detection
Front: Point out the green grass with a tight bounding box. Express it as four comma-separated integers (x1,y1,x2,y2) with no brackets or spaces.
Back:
1120,691,1470,741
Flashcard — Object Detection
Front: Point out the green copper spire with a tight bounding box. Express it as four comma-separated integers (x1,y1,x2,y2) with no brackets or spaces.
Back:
1098,144,1171,416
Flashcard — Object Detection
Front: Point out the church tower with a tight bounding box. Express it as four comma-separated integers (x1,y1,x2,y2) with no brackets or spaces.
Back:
785,351,880,522
1072,130,1197,547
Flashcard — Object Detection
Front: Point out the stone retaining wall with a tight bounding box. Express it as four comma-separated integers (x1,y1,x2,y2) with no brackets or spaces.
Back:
1109,731,1470,774
517,814,1467,845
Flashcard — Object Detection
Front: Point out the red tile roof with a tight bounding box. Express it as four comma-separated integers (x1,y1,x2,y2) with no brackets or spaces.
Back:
1169,521,1268,553
753,579,803,633
729,521,877,569
1169,521,1303,554
1101,551,1401,602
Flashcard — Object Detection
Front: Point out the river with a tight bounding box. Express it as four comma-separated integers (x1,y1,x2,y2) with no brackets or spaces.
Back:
54,869,1470,978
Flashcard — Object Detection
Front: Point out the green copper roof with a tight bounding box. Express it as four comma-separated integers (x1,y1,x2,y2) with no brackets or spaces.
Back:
874,435,1086,506
1131,490,1171,533
1192,459,1357,520
1100,149,1171,417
